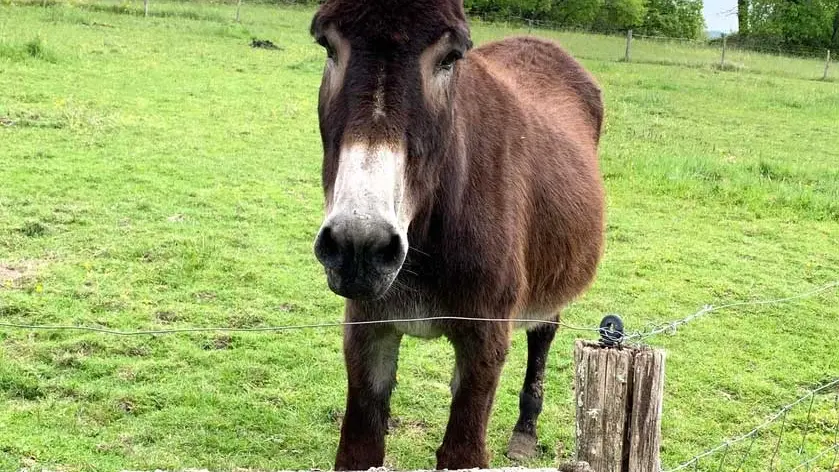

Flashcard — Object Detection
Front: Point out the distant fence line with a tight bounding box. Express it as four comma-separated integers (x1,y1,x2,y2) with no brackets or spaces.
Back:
251,0,838,81
17,0,836,81
463,12,834,81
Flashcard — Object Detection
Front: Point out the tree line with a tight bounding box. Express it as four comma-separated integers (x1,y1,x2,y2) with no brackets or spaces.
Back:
463,0,704,38
463,0,839,50
736,0,839,51
277,0,837,50
272,0,703,39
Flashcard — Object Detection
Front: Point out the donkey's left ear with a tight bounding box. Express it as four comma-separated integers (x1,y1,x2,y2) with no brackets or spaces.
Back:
452,24,473,51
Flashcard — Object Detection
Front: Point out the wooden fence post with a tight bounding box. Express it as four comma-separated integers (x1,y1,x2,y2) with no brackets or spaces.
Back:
143,0,149,17
624,29,632,62
824,49,831,80
720,33,727,68
236,0,242,22
627,348,665,472
574,340,666,472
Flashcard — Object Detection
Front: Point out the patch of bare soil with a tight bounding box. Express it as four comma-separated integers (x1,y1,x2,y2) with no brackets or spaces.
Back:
0,261,37,288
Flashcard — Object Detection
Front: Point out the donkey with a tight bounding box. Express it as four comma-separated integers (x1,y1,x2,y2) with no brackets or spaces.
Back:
310,0,605,469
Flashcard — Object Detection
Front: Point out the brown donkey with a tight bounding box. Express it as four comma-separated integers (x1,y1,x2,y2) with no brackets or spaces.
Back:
310,0,605,469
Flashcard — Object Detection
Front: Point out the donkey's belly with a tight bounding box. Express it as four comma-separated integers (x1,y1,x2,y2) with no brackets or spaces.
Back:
376,291,559,338
515,310,561,331
394,318,444,338
379,296,446,339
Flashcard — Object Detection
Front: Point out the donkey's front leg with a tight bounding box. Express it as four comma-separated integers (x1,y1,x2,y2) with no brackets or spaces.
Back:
436,323,511,469
335,319,402,471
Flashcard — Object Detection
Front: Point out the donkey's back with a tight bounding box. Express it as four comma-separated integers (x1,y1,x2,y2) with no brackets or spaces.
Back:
458,36,606,318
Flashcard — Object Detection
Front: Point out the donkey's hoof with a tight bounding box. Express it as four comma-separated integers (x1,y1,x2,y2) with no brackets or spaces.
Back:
507,431,538,461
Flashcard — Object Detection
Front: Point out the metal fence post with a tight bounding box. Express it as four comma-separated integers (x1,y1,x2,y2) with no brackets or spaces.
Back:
824,49,831,80
625,29,632,62
236,0,242,22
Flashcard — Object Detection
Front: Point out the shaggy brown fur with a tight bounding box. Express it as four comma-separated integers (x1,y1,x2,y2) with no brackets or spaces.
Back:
310,0,605,469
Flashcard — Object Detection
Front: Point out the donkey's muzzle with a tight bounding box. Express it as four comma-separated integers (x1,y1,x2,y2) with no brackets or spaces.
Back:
314,214,407,300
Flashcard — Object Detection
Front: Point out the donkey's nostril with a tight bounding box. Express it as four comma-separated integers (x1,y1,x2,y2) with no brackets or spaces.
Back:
315,216,407,283
314,225,344,269
372,231,407,273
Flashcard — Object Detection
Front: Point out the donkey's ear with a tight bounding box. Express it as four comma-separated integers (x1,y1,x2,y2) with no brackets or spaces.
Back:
452,23,473,51
310,13,320,38
449,0,468,22
310,12,328,39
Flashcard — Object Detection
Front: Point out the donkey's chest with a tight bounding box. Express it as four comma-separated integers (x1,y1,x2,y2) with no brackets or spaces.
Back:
378,296,446,339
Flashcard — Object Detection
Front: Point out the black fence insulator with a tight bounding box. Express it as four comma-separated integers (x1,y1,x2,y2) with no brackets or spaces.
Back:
598,314,625,348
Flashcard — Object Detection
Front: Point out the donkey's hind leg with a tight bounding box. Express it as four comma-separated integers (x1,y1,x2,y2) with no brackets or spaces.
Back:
507,315,559,461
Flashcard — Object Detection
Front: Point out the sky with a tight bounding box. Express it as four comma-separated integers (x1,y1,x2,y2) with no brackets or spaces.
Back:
703,0,739,32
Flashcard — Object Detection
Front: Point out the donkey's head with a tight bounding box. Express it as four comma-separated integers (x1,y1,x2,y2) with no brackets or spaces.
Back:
311,0,471,300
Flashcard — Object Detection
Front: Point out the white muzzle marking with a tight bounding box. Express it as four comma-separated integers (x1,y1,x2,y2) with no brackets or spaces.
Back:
326,141,412,236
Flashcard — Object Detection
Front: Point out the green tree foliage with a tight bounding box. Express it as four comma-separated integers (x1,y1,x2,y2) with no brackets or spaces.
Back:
463,0,705,38
465,0,552,20
463,0,604,25
594,0,648,30
739,0,750,34
745,0,839,50
637,0,705,37
833,7,839,44
550,0,605,27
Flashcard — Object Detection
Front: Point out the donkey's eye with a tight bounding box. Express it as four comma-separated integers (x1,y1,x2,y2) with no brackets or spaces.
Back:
438,50,462,71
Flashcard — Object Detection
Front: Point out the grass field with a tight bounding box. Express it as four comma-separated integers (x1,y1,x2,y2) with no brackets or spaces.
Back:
1,2,838,471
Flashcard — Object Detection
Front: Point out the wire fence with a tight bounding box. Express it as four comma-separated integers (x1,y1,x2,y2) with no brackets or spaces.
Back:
664,378,839,472
1,280,836,342
1,279,837,472
623,281,839,344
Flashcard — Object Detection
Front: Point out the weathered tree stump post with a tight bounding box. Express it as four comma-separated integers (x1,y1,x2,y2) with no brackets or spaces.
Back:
627,348,665,472
574,339,665,472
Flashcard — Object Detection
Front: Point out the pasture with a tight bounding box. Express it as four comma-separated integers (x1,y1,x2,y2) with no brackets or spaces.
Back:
1,2,838,471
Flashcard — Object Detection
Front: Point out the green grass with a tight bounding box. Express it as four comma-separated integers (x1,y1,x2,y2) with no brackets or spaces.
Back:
0,35,58,62
1,2,838,471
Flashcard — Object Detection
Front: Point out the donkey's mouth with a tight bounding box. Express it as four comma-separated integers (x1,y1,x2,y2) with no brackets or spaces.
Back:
324,266,398,301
